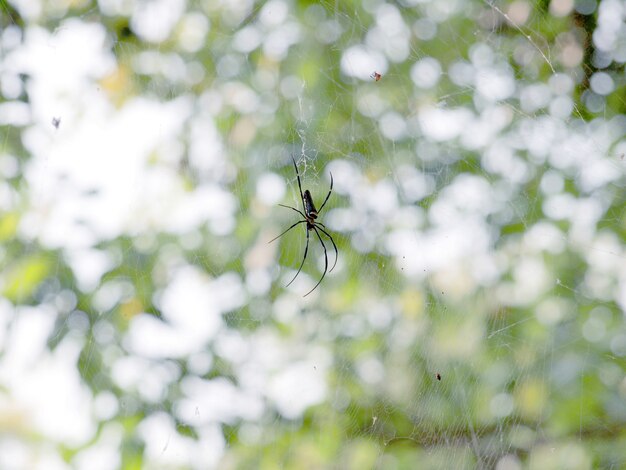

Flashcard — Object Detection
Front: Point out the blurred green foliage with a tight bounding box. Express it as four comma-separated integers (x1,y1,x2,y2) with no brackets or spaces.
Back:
2,0,626,469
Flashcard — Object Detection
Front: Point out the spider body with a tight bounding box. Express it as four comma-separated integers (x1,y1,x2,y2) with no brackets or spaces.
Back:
303,190,318,220
269,157,338,296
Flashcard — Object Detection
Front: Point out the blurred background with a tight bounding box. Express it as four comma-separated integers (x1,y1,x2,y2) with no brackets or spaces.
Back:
1,0,626,468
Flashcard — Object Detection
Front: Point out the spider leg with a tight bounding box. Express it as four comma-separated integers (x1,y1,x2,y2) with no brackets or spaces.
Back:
304,228,328,297
315,225,338,273
268,220,306,244
278,204,307,219
285,228,310,287
291,156,306,213
317,172,333,214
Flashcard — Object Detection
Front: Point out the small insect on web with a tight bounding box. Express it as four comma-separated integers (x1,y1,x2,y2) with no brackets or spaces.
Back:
269,156,338,297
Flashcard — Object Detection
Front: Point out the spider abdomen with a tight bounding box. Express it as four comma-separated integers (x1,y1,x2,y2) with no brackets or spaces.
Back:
303,190,318,219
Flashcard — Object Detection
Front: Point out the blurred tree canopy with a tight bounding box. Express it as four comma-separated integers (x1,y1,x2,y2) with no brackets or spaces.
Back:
1,0,625,468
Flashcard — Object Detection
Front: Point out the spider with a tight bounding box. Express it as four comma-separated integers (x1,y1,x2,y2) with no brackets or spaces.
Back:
269,157,338,296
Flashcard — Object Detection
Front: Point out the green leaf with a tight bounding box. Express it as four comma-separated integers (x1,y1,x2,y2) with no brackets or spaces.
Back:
2,255,51,302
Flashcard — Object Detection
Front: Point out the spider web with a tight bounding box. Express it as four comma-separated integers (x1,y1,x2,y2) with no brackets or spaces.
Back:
1,0,626,468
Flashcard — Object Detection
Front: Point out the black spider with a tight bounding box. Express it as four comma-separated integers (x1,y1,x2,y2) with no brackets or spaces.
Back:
270,157,338,296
